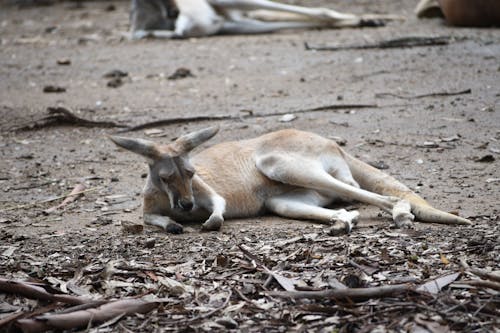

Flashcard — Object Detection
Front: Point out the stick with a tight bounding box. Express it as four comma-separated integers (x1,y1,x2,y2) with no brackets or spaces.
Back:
120,104,377,132
305,36,453,52
0,278,93,305
13,107,126,131
0,311,26,329
375,88,471,100
268,284,413,301
459,280,500,291
10,180,59,191
16,298,159,333
44,183,86,214
0,186,101,212
119,115,234,132
469,269,500,283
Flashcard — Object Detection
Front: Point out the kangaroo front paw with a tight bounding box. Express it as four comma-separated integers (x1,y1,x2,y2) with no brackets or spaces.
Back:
328,209,360,235
166,221,184,234
202,215,224,232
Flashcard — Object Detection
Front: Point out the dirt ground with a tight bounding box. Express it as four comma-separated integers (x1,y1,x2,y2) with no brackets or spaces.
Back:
0,0,499,332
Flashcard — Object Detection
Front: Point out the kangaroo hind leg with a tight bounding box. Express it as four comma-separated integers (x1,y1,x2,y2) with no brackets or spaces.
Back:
256,153,414,227
265,189,359,233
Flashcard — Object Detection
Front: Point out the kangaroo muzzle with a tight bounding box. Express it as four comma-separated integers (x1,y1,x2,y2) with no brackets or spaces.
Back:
178,198,194,211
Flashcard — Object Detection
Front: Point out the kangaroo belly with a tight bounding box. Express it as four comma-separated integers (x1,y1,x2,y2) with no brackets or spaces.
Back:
192,142,293,218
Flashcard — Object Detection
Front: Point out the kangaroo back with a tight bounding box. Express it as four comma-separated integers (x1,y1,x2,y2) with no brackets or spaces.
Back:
342,150,471,225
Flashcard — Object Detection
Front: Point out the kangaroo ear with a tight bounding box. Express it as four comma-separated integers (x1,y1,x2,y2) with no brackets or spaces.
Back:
172,126,219,153
109,136,159,161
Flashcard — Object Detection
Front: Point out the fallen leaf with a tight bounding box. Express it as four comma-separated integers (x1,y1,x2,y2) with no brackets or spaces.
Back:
270,271,296,291
417,272,460,294
474,155,495,163
1,246,17,257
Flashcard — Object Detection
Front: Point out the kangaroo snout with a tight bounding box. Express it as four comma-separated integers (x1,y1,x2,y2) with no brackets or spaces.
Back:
178,199,194,211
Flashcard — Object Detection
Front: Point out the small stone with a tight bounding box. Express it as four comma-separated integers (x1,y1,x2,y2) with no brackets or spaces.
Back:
43,85,66,93
144,238,156,248
57,58,71,65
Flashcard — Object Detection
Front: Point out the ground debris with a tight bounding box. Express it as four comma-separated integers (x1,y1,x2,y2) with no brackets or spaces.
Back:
0,220,498,332
375,88,471,100
120,103,377,132
305,36,455,52
168,67,195,80
42,85,66,93
12,107,126,131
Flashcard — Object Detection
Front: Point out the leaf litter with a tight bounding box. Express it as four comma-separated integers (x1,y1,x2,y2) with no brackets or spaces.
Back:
0,217,498,332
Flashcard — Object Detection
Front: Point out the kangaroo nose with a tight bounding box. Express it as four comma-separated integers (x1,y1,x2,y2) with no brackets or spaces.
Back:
178,199,194,211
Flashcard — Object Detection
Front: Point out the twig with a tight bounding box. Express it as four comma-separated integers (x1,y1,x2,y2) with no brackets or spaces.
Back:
375,88,471,100
13,107,126,131
119,104,377,132
469,269,500,283
120,115,234,132
233,287,252,303
239,245,295,291
305,36,453,51
16,298,160,333
268,284,413,301
10,180,59,191
0,311,25,329
0,278,93,305
0,186,101,212
56,301,110,314
459,280,500,291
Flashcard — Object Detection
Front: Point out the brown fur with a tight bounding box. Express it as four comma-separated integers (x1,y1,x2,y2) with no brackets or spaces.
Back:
110,127,471,233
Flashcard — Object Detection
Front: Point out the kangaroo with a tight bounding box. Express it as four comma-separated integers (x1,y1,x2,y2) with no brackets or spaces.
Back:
130,0,402,39
110,127,471,234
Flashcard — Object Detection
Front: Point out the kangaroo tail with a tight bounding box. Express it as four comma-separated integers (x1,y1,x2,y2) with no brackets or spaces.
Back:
342,150,471,225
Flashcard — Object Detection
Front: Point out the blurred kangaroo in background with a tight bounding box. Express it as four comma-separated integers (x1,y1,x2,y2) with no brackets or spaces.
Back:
110,127,471,234
130,0,402,39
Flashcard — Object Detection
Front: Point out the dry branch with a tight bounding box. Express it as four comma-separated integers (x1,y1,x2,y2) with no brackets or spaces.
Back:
16,299,159,333
120,104,377,132
268,284,413,301
238,245,295,291
1,186,101,212
13,107,126,131
305,36,453,51
459,280,500,291
375,88,471,100
469,269,500,283
0,278,93,305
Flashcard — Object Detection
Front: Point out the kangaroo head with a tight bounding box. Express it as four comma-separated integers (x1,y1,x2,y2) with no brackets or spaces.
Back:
109,126,219,211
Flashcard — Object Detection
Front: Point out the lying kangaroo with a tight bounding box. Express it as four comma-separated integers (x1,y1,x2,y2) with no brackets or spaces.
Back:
110,127,471,234
130,0,401,39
